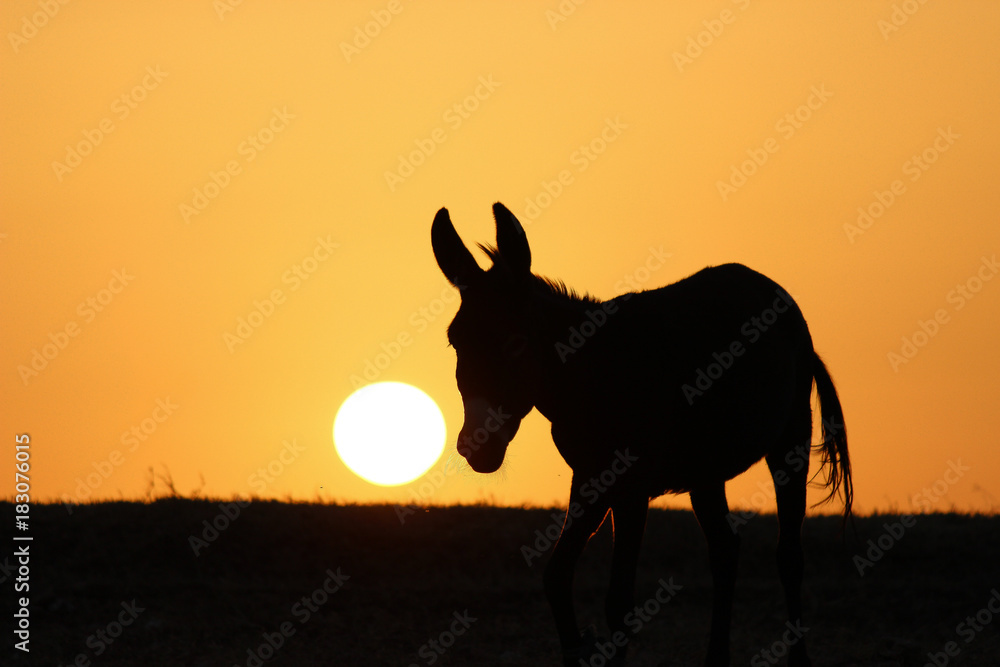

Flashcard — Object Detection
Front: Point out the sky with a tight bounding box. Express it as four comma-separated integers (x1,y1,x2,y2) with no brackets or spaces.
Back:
2,1,999,517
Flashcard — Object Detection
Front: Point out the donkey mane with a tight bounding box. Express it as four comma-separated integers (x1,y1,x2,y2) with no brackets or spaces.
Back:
477,243,600,305
534,276,600,305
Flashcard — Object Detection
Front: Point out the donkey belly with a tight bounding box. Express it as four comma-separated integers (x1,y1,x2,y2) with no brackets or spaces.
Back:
603,364,801,496
556,263,814,496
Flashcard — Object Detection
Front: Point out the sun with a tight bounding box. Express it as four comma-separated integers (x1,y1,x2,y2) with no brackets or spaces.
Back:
333,382,447,486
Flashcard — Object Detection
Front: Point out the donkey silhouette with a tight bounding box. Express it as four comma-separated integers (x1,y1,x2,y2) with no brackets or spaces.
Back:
431,203,852,667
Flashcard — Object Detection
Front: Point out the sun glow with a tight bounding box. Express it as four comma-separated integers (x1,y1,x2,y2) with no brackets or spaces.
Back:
333,382,447,487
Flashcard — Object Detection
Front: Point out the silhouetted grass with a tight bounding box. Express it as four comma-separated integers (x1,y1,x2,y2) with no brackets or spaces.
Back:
2,500,997,666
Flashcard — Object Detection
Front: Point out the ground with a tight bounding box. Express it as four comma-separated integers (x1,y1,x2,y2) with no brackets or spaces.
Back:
2,500,997,666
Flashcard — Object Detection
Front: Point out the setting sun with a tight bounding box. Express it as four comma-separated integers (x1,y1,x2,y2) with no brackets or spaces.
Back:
333,381,446,487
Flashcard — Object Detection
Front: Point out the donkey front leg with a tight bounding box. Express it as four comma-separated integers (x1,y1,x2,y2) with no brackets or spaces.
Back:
544,477,613,667
603,492,649,663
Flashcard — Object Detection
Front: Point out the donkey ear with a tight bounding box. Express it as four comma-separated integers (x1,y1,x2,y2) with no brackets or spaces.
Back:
493,202,531,275
432,207,482,288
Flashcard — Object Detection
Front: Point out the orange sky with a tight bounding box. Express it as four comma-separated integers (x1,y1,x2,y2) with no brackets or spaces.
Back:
3,1,999,516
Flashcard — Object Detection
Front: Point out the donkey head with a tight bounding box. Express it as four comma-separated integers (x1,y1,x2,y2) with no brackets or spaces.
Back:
432,203,539,473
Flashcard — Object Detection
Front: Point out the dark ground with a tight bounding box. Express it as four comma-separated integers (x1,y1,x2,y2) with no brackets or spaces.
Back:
2,500,998,666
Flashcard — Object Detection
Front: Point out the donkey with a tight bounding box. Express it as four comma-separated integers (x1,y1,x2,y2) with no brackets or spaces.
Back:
431,202,852,667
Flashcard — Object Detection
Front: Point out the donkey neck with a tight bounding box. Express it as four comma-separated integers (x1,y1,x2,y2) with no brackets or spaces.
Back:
524,280,610,424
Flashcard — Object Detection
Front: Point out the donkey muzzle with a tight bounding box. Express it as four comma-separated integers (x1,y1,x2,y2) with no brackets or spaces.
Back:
457,398,519,473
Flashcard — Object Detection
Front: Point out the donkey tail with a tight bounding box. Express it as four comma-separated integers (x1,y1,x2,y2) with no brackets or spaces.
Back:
812,352,853,519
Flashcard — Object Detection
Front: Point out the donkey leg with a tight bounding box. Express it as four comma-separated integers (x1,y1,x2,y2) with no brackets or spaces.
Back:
766,451,812,667
691,483,740,667
603,492,650,664
544,477,613,666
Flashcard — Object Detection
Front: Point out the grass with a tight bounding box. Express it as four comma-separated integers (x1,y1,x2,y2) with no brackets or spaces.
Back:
2,500,998,666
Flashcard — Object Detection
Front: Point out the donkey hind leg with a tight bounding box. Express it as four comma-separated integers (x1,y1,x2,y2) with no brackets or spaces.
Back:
601,492,649,666
766,436,813,667
691,483,740,667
